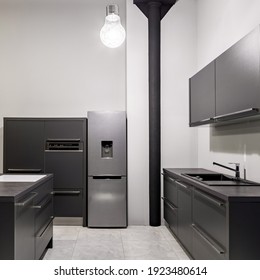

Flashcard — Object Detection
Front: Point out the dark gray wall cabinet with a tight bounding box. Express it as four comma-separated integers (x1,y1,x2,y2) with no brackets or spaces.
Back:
3,118,87,226
189,25,260,126
189,61,215,125
216,27,260,117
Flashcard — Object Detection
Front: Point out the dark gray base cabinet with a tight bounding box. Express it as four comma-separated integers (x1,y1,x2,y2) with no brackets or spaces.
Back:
163,172,260,260
0,176,53,260
163,177,192,254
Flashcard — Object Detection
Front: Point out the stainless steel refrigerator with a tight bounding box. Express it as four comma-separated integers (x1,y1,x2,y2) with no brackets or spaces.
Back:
87,111,127,227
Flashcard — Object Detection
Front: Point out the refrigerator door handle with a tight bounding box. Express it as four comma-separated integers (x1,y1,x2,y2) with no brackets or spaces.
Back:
92,175,122,180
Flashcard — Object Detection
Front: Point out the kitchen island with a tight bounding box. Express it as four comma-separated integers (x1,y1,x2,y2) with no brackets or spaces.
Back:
0,174,53,260
163,168,260,260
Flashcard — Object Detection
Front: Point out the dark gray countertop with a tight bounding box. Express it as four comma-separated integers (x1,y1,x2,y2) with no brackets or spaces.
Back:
163,168,260,202
0,174,53,202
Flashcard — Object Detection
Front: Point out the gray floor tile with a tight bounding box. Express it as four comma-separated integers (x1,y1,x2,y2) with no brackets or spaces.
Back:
72,240,124,260
53,226,81,240
77,228,121,244
43,240,76,260
122,239,179,260
120,226,167,242
43,225,189,260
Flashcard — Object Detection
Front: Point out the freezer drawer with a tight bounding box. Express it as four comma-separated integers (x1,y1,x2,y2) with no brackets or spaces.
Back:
88,177,127,227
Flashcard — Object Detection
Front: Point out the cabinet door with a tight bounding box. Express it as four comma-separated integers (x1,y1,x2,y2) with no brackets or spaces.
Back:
216,27,260,117
4,119,44,173
45,152,84,189
189,61,215,125
44,119,86,141
177,181,192,254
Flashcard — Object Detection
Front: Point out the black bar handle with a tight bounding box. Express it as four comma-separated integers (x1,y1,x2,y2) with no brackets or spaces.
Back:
8,168,42,173
51,191,81,195
46,138,81,142
92,175,122,180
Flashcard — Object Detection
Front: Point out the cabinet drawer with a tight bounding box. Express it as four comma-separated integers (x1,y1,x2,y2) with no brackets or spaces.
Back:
164,175,178,206
163,198,178,236
35,219,53,260
34,179,53,205
35,196,53,234
177,181,192,253
193,189,226,248
53,189,83,217
15,192,36,260
192,224,226,260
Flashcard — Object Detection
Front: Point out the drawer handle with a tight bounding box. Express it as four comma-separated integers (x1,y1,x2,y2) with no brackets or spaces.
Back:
51,191,81,195
162,197,178,211
37,217,54,238
213,108,259,120
165,176,175,182
32,196,52,209
15,192,38,207
46,138,81,142
192,224,225,255
195,189,225,207
45,150,83,153
176,181,188,189
8,168,42,173
199,118,213,122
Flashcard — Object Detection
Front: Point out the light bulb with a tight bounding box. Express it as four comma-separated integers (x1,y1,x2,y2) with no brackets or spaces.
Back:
100,4,126,48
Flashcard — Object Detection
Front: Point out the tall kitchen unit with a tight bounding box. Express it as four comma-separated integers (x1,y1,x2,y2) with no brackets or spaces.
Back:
87,111,127,227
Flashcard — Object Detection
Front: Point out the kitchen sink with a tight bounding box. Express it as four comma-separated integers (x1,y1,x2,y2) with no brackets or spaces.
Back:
182,173,260,186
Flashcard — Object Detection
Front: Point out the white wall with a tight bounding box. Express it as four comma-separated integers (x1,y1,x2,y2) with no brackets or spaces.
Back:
126,0,197,225
0,0,126,171
126,1,149,225
161,0,197,169
197,0,260,181
0,0,197,225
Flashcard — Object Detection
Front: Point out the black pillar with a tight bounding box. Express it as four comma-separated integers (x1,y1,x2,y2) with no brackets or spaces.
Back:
134,0,178,227
148,2,161,226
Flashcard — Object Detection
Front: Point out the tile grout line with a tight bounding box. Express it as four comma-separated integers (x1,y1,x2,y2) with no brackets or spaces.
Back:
120,229,126,260
70,227,81,260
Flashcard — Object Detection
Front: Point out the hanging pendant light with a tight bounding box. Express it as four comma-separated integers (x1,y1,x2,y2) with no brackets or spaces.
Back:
100,4,126,48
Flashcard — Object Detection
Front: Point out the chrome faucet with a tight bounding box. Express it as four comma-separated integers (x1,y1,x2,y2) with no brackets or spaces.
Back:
213,162,240,179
